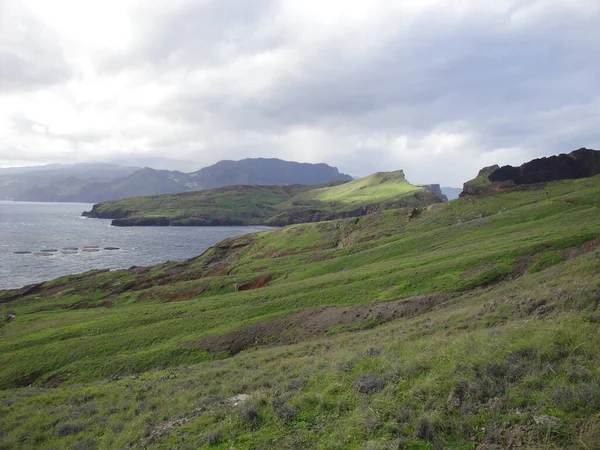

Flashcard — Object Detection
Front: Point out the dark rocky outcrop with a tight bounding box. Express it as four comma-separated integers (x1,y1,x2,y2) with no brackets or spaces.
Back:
461,149,600,197
460,165,500,197
490,148,600,184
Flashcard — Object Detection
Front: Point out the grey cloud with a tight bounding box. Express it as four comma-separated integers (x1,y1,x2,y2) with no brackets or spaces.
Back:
0,3,71,92
143,0,599,185
101,0,279,72
148,1,599,135
2,0,599,187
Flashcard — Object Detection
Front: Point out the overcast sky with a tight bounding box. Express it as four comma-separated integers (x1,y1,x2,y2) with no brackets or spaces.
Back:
1,0,598,185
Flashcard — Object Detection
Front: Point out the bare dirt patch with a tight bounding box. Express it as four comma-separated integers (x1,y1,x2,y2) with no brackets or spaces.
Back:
138,285,210,302
513,235,600,277
460,263,496,279
196,293,456,355
307,252,334,263
560,236,600,260
43,374,67,388
512,255,538,277
65,300,115,310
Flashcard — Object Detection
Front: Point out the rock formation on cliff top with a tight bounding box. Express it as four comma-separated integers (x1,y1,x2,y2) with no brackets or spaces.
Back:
461,148,600,197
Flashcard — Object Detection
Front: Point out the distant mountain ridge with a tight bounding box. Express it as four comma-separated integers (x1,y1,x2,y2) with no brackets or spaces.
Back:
191,158,352,189
0,163,141,201
3,158,353,203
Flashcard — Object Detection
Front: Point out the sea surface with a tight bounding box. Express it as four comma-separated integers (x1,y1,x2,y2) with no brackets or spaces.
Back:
0,201,271,290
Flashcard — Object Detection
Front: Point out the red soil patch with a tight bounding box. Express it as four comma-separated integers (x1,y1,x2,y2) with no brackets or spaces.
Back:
138,285,209,302
235,275,274,291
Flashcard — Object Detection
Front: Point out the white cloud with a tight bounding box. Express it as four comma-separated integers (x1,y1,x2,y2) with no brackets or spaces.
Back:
0,0,598,186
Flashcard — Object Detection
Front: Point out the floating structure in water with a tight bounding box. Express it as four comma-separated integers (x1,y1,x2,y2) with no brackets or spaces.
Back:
14,245,120,255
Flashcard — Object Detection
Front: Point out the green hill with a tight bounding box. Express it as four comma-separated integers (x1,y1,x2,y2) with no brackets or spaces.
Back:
2,173,600,448
82,171,441,226
306,170,419,204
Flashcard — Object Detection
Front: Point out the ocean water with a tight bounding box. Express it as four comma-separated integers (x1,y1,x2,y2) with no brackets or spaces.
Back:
0,201,271,290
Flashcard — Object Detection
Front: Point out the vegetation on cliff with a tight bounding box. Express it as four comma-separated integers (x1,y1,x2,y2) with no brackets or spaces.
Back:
82,171,441,226
2,173,600,448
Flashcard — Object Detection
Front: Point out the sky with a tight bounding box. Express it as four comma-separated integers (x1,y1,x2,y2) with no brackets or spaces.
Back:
0,0,599,186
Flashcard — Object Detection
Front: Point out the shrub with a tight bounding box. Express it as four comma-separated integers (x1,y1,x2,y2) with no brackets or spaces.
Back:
485,362,509,378
72,438,97,450
276,405,299,421
198,430,224,446
363,347,382,357
238,403,260,427
415,416,434,442
272,394,290,408
355,373,386,394
336,360,355,373
111,421,124,434
286,378,306,391
56,423,86,436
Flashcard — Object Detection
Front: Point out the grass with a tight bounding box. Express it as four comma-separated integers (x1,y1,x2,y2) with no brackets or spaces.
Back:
303,171,418,204
1,175,600,448
82,171,438,226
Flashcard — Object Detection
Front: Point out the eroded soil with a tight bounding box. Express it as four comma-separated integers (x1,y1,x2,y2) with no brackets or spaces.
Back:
197,293,456,355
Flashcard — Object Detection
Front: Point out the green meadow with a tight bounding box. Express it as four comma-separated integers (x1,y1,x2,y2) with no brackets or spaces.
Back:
82,171,439,226
1,175,600,449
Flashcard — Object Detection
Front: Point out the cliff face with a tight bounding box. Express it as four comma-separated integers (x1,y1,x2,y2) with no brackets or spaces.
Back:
461,148,600,197
420,184,448,202
459,165,500,197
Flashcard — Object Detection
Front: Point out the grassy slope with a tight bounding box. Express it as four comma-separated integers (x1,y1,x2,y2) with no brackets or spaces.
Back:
84,184,314,225
84,172,435,226
1,176,600,448
304,171,418,204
